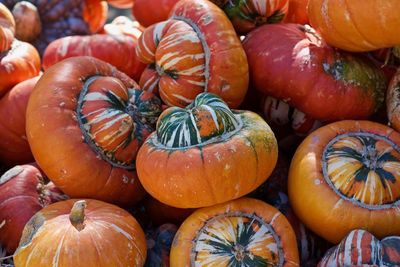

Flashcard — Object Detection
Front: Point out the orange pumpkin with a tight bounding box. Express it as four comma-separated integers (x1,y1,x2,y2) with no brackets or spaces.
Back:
132,0,180,27
136,0,248,108
137,93,278,208
0,76,40,166
108,0,134,9
26,57,163,206
13,199,147,267
82,0,109,33
284,0,309,24
289,120,400,243
387,70,400,132
170,198,299,266
308,0,400,52
0,3,15,52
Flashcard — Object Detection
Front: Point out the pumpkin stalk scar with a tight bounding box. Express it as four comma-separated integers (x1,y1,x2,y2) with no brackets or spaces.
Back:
69,200,87,231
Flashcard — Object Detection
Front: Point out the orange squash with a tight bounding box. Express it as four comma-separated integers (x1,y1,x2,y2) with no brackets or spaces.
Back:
132,0,180,27
284,0,309,24
387,70,400,132
289,120,400,243
108,0,134,9
308,0,400,52
137,93,278,208
170,198,299,266
136,0,248,108
13,199,147,267
0,3,15,52
26,57,163,206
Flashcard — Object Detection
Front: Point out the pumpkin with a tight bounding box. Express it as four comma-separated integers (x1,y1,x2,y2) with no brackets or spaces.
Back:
170,197,299,266
13,199,147,267
108,0,134,9
213,0,289,34
102,16,144,41
308,0,400,52
1,0,108,54
0,164,67,254
137,93,278,208
387,70,400,132
0,76,40,166
132,0,180,27
318,229,400,267
43,34,146,82
243,23,387,122
284,0,309,24
289,120,400,244
136,0,248,108
26,56,163,206
145,224,178,267
0,3,14,52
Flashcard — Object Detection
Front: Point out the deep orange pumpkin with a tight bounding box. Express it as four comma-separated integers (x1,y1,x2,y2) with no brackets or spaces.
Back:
0,3,15,52
284,0,309,24
26,57,163,206
170,198,299,266
132,0,180,27
0,76,40,166
289,120,400,243
308,0,400,52
387,70,400,132
13,199,147,267
108,0,134,9
136,0,248,108
82,0,109,33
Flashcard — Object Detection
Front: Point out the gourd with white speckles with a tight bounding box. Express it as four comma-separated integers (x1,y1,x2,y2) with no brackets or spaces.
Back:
136,93,278,208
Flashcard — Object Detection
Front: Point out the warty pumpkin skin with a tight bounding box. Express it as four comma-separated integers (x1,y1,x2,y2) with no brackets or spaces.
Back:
0,3,14,52
0,76,40,166
170,197,299,266
318,229,400,267
243,23,387,122
308,0,400,52
13,199,147,267
43,34,146,82
137,93,278,208
136,0,248,108
289,120,400,244
132,0,180,27
387,70,400,132
26,56,163,206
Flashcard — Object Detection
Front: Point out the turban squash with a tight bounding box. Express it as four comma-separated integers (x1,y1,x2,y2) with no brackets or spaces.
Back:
289,120,400,243
170,198,299,266
26,56,163,206
136,0,248,108
132,0,180,27
243,23,387,122
137,93,278,208
13,199,147,267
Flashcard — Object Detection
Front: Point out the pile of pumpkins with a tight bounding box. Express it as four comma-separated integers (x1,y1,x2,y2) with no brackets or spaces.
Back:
1,0,400,266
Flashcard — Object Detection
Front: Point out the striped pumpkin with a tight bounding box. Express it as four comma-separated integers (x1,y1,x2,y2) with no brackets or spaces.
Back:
0,3,14,53
387,70,400,132
289,120,400,243
136,93,278,208
136,0,248,108
318,229,400,267
170,198,299,266
26,57,162,206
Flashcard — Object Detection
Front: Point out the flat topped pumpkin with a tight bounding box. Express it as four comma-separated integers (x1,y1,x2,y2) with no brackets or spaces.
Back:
137,93,278,208
136,0,248,108
170,197,299,266
289,120,400,244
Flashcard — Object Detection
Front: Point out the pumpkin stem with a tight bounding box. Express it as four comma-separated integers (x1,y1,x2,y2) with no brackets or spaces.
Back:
12,1,41,42
69,200,87,231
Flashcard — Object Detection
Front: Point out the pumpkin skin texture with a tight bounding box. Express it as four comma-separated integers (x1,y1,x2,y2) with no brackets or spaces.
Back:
170,198,299,266
243,23,387,122
0,3,14,52
0,164,67,254
136,0,248,108
13,199,147,267
308,0,400,52
26,56,163,206
289,120,400,244
284,0,309,24
137,93,278,208
43,34,146,82
318,229,400,267
0,76,40,166
387,70,400,132
132,0,179,27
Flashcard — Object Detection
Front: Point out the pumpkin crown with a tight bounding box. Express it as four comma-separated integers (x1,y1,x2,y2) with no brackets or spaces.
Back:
69,200,87,232
156,93,242,148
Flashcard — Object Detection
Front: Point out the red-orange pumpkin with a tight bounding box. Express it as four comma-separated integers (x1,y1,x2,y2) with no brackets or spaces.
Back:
13,199,147,266
108,0,134,9
387,70,400,132
0,164,66,254
0,76,40,166
26,56,163,206
0,3,15,52
132,0,180,27
284,0,309,24
136,0,248,108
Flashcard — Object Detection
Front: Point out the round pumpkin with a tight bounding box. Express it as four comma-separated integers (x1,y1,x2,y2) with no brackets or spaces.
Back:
43,34,146,82
308,0,400,52
243,23,387,122
136,0,248,108
137,93,278,208
0,3,15,52
26,56,163,206
387,70,400,132
0,164,66,254
0,76,40,166
170,197,299,266
318,229,400,267
132,0,180,27
284,0,309,24
13,199,147,267
289,120,400,244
